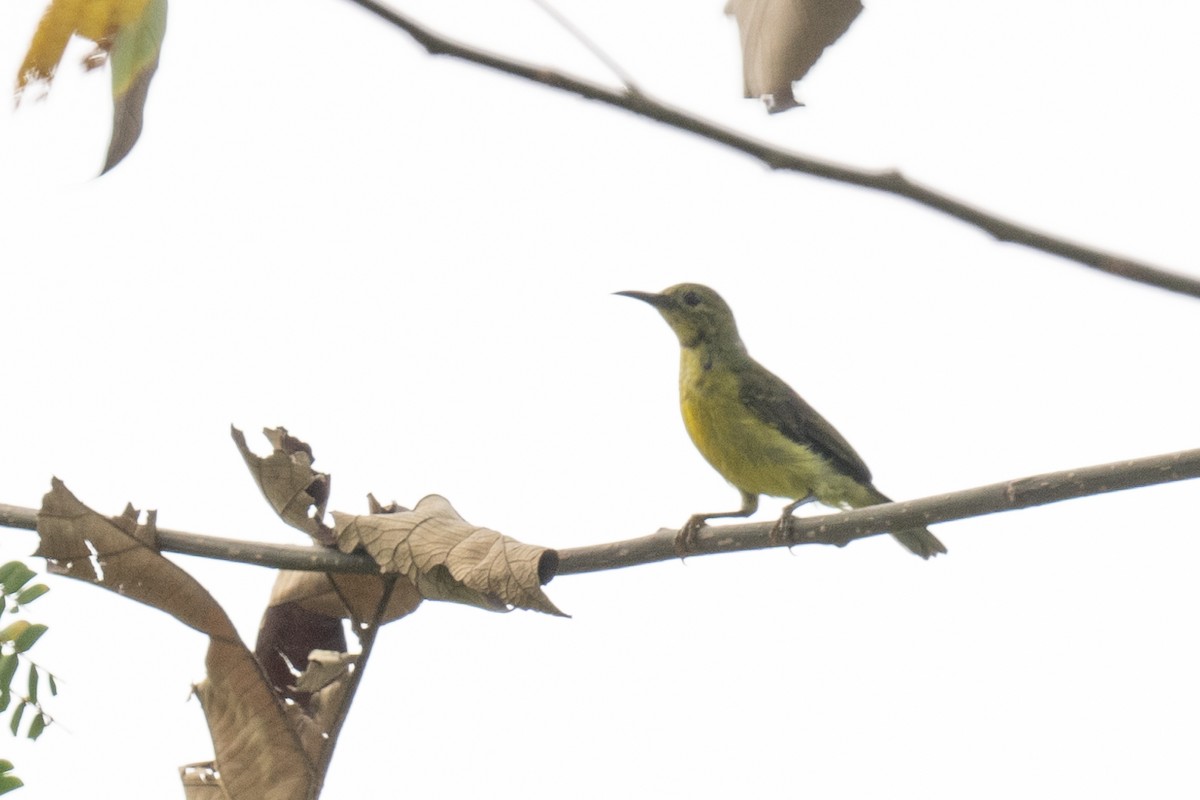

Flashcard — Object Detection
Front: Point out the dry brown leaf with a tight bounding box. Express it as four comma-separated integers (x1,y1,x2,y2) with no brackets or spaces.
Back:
335,495,565,617
35,480,318,800
293,650,357,694
36,477,236,638
726,0,863,112
257,572,420,708
286,668,355,765
254,600,347,711
180,762,229,800
194,639,316,800
269,569,423,625
232,426,334,545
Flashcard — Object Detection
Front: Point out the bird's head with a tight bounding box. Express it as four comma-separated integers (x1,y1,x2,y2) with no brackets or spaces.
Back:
616,283,742,351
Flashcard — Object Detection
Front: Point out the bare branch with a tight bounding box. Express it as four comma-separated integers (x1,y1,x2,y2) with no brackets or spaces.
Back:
0,503,36,533
4,447,1200,579
557,447,1200,573
0,503,378,573
312,575,396,796
339,0,1200,300
527,0,642,93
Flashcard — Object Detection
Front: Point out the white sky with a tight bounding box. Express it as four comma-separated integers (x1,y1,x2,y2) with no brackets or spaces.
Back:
2,1,1199,797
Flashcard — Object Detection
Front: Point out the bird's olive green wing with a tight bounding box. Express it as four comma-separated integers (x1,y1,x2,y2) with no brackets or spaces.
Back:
737,359,874,485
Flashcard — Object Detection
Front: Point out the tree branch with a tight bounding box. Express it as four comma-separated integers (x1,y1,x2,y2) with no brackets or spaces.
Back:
0,502,379,573
339,0,1200,300
312,575,396,798
557,447,1200,573
4,447,1199,578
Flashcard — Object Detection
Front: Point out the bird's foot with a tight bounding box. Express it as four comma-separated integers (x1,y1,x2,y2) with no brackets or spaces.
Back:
769,514,795,547
675,515,707,559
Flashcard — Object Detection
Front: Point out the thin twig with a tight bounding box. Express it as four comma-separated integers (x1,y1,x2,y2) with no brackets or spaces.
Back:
312,576,397,797
528,0,642,93
5,446,1200,577
339,0,1200,299
0,503,379,572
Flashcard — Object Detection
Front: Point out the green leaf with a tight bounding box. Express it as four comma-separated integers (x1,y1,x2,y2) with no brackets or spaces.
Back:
0,621,28,644
103,0,169,174
0,774,22,795
0,760,12,773
0,691,9,713
12,624,47,654
0,564,22,590
0,564,34,597
15,584,49,607
26,665,37,705
0,655,17,693
9,701,24,736
26,713,45,741
47,673,58,697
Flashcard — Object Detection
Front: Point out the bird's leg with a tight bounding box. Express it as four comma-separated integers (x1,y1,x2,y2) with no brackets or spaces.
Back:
770,493,816,546
677,491,758,558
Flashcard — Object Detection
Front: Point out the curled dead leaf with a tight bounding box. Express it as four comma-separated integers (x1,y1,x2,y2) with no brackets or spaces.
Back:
35,480,318,800
254,600,347,711
258,571,420,708
335,495,565,617
293,650,357,694
232,426,334,545
35,478,234,637
194,640,317,800
726,0,863,112
268,569,422,625
179,762,227,800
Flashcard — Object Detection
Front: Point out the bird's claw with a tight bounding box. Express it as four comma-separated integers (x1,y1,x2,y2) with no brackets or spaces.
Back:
769,514,795,547
675,516,707,559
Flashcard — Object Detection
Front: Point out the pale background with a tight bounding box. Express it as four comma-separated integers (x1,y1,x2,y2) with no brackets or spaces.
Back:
2,1,1199,797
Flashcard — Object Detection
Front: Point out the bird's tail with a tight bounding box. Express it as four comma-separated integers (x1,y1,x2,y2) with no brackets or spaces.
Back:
862,486,947,559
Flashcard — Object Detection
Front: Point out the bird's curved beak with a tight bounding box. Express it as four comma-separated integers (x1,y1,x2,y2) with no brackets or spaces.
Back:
615,290,672,310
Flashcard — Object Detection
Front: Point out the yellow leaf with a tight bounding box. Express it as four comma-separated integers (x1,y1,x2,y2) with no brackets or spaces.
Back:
16,0,153,91
16,0,166,174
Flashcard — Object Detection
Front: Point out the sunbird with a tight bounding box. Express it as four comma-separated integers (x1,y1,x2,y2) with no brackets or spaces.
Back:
618,283,946,559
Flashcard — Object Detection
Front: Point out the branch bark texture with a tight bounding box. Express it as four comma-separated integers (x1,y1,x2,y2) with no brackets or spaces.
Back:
558,447,1200,573
4,447,1199,578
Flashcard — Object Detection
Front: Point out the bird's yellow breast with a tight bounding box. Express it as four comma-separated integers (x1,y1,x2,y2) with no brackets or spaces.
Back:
678,349,864,506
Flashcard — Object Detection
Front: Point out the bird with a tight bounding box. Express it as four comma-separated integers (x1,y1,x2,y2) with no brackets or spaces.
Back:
617,283,946,559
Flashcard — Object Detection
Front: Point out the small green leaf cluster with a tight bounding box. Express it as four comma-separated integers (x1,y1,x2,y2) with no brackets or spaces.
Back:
0,759,20,795
0,561,56,752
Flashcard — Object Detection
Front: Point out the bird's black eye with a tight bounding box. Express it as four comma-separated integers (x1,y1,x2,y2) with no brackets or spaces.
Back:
682,290,701,307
